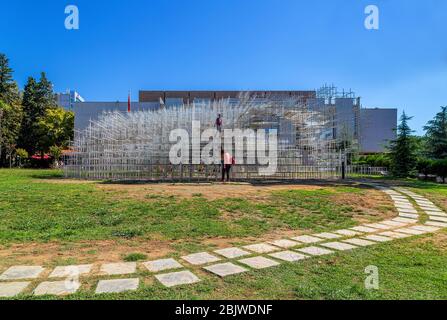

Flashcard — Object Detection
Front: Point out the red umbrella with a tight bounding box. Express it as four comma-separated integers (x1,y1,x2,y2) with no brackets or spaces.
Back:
31,154,51,160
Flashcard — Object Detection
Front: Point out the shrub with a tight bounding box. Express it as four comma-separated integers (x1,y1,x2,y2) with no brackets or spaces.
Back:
432,159,447,183
416,157,434,178
15,148,28,167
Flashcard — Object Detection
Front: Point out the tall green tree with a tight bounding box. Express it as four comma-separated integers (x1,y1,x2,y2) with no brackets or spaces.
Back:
18,77,39,155
388,112,418,177
424,106,447,159
18,72,57,156
0,53,19,104
0,53,22,167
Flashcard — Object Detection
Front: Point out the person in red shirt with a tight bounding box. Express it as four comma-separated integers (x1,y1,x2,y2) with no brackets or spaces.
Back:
221,149,233,182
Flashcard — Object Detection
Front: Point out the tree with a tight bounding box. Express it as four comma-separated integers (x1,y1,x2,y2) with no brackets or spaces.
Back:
0,101,22,167
37,107,74,153
0,53,22,167
388,112,418,177
424,106,447,159
0,53,19,105
18,73,57,156
18,77,39,155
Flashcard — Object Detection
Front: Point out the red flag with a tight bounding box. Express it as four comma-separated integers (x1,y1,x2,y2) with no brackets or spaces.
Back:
128,91,131,112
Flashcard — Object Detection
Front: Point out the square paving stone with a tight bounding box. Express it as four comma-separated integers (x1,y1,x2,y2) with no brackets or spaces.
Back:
296,246,334,256
422,206,442,210
242,243,279,254
100,262,136,275
269,239,300,248
364,223,393,230
395,204,414,209
392,217,418,224
363,235,393,242
426,211,447,217
394,228,426,235
415,201,434,205
155,271,200,287
95,278,139,293
238,256,280,269
320,242,358,251
420,205,440,210
49,264,93,278
214,247,251,259
380,220,407,227
350,226,378,233
391,196,408,200
0,282,30,297
397,208,418,214
399,213,419,219
408,225,440,232
429,216,447,223
378,231,410,239
343,238,376,247
143,258,183,272
392,199,409,204
0,266,45,280
394,201,412,206
425,211,444,216
203,263,248,277
425,221,447,228
290,235,322,243
34,280,80,296
268,251,308,262
313,232,341,239
181,252,221,265
334,229,362,236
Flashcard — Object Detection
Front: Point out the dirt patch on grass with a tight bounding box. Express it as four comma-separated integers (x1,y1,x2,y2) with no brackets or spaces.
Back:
0,239,174,268
96,182,326,201
36,179,97,185
412,231,447,251
331,189,397,223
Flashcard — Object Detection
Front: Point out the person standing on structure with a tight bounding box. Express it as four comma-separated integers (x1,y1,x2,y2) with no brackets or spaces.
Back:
215,114,223,132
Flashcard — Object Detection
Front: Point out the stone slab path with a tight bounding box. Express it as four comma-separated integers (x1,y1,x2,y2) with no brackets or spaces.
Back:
155,271,200,287
1,184,446,298
95,278,139,294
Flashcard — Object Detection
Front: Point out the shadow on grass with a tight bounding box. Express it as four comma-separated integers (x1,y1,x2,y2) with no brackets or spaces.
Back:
97,178,377,191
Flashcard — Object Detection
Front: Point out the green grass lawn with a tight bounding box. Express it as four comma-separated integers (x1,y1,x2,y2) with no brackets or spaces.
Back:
1,169,447,300
0,169,383,244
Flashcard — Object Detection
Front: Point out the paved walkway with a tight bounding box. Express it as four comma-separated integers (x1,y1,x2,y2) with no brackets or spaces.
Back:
1,184,446,297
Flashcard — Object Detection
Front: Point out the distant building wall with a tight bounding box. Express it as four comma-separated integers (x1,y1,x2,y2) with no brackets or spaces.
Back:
139,90,316,104
360,108,397,153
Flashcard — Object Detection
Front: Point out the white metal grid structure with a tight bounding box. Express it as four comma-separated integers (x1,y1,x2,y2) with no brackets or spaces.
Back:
64,92,359,181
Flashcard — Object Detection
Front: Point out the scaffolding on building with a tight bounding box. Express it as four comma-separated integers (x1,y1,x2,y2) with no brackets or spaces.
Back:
64,90,360,181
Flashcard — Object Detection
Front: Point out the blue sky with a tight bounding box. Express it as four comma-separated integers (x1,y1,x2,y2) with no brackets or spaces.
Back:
1,0,446,134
